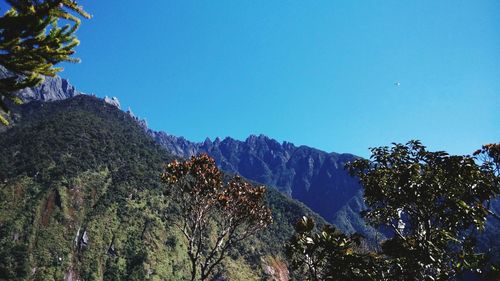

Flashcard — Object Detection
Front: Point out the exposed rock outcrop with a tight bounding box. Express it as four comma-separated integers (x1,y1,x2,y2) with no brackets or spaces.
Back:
263,257,289,281
79,230,89,250
104,96,121,109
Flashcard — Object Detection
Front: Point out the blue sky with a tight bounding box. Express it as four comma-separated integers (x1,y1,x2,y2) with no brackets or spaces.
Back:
28,1,500,156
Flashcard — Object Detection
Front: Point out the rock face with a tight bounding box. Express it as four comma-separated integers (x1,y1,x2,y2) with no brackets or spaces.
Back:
127,107,148,131
150,131,201,158
263,257,289,281
0,66,83,103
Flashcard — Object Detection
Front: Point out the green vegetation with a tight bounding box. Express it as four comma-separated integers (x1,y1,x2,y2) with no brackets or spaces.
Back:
0,95,324,280
0,0,90,125
287,141,499,280
286,216,381,281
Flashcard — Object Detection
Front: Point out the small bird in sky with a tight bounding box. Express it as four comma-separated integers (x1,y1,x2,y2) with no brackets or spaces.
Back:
394,81,401,87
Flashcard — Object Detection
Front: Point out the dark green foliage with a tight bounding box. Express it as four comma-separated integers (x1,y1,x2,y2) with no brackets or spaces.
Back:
0,244,29,279
0,95,324,280
259,186,327,255
347,140,499,280
286,141,499,280
286,216,382,281
0,96,170,183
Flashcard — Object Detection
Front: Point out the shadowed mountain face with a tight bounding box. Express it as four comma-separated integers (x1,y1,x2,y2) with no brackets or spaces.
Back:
152,132,365,224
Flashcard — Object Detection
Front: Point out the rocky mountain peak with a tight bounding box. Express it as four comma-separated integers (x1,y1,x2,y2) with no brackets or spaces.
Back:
0,65,84,103
203,137,212,146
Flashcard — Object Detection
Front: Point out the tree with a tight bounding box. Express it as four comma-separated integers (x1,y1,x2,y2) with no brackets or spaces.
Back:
161,154,273,281
473,143,500,277
286,216,382,281
286,141,499,280
474,143,500,185
0,0,90,125
347,140,499,280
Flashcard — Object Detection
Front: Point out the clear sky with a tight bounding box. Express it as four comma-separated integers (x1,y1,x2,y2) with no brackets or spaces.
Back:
29,1,500,156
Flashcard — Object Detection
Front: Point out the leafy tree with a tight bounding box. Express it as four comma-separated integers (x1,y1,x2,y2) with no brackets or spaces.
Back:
286,216,382,281
474,143,500,186
347,140,499,280
161,154,273,281
0,0,90,125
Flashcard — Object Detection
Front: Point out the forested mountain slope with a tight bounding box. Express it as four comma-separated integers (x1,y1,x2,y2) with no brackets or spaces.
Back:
0,96,324,280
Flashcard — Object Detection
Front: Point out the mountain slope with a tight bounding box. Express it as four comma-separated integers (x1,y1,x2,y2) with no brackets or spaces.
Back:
0,96,324,281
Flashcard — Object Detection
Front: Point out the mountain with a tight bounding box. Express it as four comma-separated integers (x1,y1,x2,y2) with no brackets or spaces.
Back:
151,132,379,239
0,95,326,280
0,72,500,280
1,70,376,240
0,67,123,130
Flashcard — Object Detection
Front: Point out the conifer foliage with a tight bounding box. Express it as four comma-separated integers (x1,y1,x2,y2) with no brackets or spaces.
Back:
161,154,273,281
0,0,90,125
